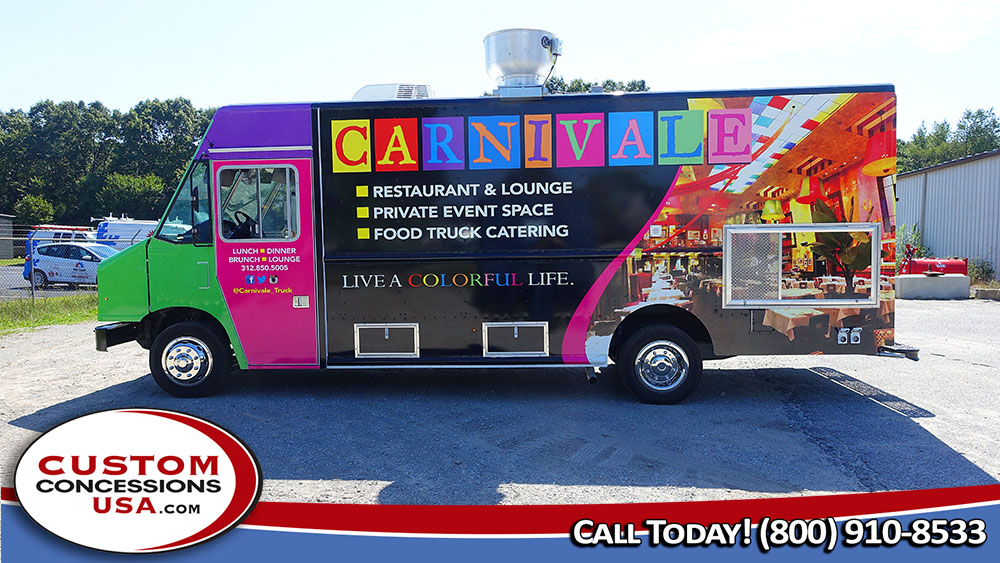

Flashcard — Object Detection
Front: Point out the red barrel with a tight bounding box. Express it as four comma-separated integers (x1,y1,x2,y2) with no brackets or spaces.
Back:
907,258,968,275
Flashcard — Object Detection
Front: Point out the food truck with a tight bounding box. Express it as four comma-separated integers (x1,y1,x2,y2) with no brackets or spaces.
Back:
95,30,907,403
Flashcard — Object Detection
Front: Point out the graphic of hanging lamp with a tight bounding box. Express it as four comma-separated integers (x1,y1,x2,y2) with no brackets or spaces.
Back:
662,196,682,214
796,176,826,204
861,111,897,177
761,199,784,221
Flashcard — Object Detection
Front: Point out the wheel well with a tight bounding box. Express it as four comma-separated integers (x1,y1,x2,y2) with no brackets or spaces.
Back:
138,308,230,350
608,305,714,363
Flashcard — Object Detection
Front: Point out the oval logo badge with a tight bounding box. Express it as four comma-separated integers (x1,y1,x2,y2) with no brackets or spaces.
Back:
14,409,261,553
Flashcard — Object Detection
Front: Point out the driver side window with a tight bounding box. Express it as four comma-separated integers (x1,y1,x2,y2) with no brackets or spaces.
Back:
154,160,211,244
218,166,298,241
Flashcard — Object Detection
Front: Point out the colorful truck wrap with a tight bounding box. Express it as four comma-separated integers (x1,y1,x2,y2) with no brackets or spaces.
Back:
96,85,898,403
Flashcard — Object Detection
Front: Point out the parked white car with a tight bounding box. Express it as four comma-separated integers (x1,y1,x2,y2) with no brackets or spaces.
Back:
23,242,118,288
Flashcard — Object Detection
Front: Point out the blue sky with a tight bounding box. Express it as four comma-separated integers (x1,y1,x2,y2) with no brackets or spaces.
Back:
1,0,998,138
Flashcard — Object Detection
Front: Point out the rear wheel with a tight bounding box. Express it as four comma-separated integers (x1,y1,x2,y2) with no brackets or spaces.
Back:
618,324,702,404
31,270,47,288
150,322,231,397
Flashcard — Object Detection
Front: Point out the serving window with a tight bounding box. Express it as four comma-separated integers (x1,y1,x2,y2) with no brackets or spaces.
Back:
217,166,298,241
722,223,882,309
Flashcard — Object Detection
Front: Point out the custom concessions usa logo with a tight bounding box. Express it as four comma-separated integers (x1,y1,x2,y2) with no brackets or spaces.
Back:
14,409,262,553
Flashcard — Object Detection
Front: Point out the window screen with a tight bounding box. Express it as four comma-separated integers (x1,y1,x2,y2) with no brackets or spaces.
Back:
723,223,882,309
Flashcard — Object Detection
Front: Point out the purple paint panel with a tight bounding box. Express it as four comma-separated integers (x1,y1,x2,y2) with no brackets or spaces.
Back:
421,117,465,170
198,104,312,158
556,113,605,168
707,109,753,164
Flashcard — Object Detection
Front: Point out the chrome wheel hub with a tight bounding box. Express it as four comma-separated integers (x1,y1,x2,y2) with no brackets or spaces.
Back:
634,340,689,391
162,337,212,384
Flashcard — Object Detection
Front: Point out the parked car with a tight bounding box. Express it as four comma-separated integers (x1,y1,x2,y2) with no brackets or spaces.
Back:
23,242,118,288
25,225,96,256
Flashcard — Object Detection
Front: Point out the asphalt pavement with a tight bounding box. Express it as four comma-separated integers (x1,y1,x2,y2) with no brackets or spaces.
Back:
0,264,95,300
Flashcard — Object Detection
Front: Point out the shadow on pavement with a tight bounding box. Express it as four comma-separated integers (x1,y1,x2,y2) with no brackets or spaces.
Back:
10,366,997,504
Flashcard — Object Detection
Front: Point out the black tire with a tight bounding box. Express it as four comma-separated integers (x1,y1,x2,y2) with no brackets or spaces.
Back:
617,324,702,404
31,270,47,288
149,321,231,397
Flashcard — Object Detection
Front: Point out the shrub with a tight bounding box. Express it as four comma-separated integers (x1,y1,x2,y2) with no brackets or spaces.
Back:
968,257,996,284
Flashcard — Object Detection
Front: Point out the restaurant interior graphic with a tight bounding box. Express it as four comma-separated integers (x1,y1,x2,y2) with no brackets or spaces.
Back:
601,91,897,353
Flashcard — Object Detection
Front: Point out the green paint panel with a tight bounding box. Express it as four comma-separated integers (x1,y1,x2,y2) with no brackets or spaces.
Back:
97,242,149,322
146,237,248,368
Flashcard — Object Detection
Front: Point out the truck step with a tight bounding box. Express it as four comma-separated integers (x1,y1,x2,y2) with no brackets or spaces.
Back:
878,343,920,361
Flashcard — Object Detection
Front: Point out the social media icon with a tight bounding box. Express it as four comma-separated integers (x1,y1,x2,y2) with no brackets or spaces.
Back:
257,275,267,284
269,275,278,284
245,275,255,284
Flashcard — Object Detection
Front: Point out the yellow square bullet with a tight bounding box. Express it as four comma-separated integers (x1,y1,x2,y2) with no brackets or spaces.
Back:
259,248,265,253
357,228,370,240
356,207,370,219
261,257,267,261
356,185,369,197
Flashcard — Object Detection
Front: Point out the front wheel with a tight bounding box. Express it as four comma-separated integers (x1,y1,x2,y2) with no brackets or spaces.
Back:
150,322,231,397
618,324,702,404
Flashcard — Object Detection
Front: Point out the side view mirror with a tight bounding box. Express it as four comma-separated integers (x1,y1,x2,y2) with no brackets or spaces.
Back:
82,254,96,262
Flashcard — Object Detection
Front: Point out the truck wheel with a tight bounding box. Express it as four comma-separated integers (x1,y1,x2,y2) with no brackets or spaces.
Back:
31,270,47,288
618,324,702,404
149,322,230,397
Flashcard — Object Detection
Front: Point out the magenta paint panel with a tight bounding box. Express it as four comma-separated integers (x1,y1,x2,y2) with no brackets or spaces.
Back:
707,109,752,164
555,113,605,168
213,158,319,367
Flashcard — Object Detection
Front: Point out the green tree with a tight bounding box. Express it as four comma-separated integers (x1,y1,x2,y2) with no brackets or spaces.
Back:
545,76,650,94
898,108,1000,173
115,98,214,188
952,108,1000,157
13,100,122,223
14,194,54,225
96,173,168,221
0,109,32,214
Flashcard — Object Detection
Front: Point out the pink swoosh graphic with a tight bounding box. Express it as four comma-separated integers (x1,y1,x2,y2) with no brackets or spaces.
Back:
561,169,683,363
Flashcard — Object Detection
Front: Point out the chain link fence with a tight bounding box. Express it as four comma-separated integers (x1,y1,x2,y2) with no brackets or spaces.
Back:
1,236,100,303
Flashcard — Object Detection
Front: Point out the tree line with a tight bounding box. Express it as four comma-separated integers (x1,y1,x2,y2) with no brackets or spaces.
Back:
898,108,1000,173
0,98,214,227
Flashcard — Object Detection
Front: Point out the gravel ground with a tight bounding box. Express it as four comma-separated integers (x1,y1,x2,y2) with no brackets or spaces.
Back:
1,299,998,507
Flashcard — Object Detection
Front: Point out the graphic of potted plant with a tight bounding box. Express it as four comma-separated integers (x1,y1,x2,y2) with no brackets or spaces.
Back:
805,198,882,296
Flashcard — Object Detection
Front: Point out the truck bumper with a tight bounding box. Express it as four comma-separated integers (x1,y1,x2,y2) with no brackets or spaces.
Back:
95,322,140,351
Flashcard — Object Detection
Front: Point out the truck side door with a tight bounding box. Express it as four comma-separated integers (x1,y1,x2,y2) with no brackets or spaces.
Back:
212,159,319,367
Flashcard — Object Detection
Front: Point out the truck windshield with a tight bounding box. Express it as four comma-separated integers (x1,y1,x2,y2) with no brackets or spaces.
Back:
91,245,118,259
156,160,212,244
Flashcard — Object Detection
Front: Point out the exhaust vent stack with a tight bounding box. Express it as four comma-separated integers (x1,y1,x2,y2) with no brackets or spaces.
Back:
484,28,561,98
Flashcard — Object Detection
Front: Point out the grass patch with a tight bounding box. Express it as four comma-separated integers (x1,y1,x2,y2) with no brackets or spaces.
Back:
0,258,25,266
0,294,98,334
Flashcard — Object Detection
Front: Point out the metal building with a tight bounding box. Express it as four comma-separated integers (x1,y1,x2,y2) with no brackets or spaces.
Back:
897,149,1000,278
0,213,13,259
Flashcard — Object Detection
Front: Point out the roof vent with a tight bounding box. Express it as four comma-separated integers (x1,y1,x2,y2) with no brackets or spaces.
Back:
352,83,434,101
484,28,561,97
